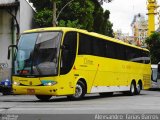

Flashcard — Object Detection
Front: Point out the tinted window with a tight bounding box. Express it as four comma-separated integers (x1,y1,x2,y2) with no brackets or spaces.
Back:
92,38,106,57
60,32,77,75
126,47,140,62
115,43,126,60
141,51,150,64
79,34,92,55
105,41,116,59
78,33,150,64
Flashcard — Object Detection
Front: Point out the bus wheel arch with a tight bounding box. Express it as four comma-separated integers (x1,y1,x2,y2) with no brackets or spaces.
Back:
78,79,87,93
68,78,87,100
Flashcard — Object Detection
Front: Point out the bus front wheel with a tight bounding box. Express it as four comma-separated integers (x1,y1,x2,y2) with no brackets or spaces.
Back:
67,81,86,100
35,95,52,101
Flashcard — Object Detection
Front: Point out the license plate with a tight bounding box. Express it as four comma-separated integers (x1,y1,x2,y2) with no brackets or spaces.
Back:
27,89,35,95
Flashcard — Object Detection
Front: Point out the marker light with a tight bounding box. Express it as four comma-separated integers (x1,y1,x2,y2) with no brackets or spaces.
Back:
41,80,57,86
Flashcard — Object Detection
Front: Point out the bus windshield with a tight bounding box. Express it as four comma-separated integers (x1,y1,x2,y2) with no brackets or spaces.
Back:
14,31,62,76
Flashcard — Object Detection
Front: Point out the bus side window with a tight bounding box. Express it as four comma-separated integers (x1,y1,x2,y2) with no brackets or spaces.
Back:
60,32,77,75
151,68,158,82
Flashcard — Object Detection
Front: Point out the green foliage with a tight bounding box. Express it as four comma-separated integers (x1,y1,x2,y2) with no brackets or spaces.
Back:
58,20,82,28
98,0,113,5
34,8,53,27
57,0,95,31
146,32,160,64
29,0,52,11
93,7,114,37
30,0,114,37
101,10,114,37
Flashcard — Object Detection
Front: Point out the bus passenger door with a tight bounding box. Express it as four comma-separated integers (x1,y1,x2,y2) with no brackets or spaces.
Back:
59,32,77,95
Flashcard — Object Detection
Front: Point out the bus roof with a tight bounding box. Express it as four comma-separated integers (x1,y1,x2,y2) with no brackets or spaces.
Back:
24,27,149,52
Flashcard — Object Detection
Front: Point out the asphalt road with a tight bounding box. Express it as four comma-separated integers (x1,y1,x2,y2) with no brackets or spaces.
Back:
0,90,160,120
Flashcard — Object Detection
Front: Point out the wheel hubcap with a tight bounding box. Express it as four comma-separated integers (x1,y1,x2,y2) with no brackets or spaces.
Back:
74,84,82,98
131,84,135,93
137,84,140,93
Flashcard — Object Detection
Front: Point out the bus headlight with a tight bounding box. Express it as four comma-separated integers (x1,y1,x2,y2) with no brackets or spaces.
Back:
41,80,57,86
13,81,20,86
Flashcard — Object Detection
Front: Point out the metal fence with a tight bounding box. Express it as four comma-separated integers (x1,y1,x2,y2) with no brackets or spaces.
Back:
0,63,10,82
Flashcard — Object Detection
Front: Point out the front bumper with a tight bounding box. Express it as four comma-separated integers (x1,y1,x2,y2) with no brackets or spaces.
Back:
12,85,66,96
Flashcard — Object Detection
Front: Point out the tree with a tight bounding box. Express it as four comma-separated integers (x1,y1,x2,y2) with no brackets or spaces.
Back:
30,0,113,36
146,32,160,64
34,8,53,27
100,10,114,37
92,0,104,33
98,0,113,5
29,0,52,11
29,0,53,27
52,0,57,27
92,1,114,37
57,0,95,31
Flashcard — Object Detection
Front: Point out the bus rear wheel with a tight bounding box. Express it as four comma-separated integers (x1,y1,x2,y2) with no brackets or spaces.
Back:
136,82,141,95
129,82,136,96
123,82,136,96
35,95,52,101
67,81,86,100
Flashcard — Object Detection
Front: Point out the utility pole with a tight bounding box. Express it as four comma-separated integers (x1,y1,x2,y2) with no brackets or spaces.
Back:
52,0,57,27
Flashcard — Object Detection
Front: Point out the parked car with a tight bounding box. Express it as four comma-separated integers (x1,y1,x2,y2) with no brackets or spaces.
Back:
0,79,12,95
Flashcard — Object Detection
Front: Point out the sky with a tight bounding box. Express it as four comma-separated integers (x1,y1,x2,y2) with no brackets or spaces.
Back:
102,0,160,35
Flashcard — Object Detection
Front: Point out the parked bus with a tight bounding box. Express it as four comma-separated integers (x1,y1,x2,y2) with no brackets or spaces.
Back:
8,27,151,101
151,63,160,88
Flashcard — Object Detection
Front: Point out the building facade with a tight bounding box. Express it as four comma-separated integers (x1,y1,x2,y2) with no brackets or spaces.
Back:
131,13,148,47
0,0,35,81
114,30,136,45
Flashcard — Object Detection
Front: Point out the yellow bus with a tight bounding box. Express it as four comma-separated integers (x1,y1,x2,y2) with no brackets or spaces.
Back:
8,27,151,101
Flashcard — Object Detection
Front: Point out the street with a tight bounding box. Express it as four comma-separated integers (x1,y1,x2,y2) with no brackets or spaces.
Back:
0,90,160,115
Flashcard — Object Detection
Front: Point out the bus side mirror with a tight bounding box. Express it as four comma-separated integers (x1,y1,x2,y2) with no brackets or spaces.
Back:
8,49,11,59
8,45,18,60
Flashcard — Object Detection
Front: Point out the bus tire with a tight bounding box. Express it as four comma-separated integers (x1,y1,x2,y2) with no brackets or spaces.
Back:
35,95,52,101
99,92,113,97
136,81,141,95
67,81,86,100
129,82,136,96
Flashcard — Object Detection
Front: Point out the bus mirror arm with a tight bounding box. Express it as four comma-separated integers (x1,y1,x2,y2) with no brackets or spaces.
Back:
61,45,65,50
8,45,18,60
8,49,10,60
61,45,69,50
